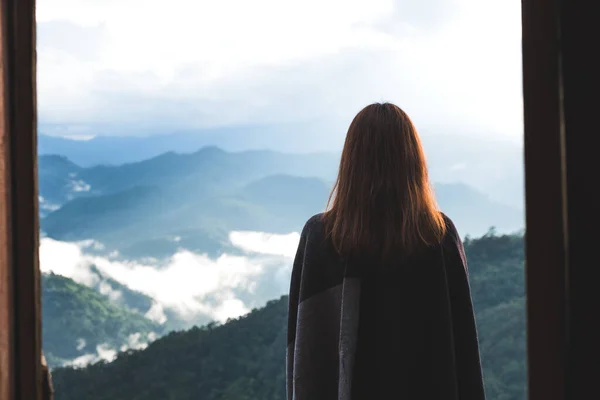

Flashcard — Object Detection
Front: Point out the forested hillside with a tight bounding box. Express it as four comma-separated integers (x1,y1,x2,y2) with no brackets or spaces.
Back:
51,233,526,400
42,273,162,367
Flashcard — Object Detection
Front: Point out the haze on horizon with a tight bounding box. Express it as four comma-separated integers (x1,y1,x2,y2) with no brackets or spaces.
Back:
36,0,523,147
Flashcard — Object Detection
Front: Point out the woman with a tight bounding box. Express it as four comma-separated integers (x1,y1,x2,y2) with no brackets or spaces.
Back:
287,103,485,400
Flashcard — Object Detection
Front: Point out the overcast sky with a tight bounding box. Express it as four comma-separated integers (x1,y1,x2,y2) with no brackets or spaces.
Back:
36,0,523,141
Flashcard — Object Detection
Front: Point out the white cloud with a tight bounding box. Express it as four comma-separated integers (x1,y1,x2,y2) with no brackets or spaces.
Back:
63,134,96,141
39,230,300,324
96,344,118,362
212,297,250,323
37,0,394,71
35,0,523,140
120,332,151,352
39,196,61,212
70,179,91,192
65,332,159,368
39,238,100,286
64,343,117,368
145,302,167,325
77,239,104,251
98,281,122,302
76,338,86,351
64,353,97,368
229,231,300,258
89,251,264,320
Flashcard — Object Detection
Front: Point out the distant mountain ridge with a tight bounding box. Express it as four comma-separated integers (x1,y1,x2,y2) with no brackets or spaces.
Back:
38,129,524,209
38,147,523,259
38,128,342,167
38,146,339,201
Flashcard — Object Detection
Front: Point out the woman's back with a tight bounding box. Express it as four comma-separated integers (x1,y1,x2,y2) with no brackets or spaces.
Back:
287,213,484,400
286,103,485,399
351,214,481,399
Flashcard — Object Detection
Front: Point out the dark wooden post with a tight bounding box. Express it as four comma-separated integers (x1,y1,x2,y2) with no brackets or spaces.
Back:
0,0,42,399
522,0,567,398
523,0,600,399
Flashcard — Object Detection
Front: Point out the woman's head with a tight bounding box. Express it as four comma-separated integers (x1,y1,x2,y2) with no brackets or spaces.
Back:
326,102,446,261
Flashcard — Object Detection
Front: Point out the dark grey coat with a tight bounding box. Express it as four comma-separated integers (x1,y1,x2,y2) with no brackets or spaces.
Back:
287,213,485,400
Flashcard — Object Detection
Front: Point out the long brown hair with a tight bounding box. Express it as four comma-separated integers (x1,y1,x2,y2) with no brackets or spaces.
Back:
325,102,446,262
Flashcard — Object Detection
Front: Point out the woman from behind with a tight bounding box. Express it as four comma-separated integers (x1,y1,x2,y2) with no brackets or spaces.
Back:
287,103,485,400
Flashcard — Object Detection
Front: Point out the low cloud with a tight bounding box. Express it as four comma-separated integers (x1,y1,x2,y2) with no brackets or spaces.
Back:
39,196,61,212
89,251,264,321
145,302,167,325
64,343,117,368
65,353,98,368
97,281,122,302
70,179,91,192
65,332,158,368
77,239,105,251
120,332,151,352
40,238,101,287
39,230,301,325
76,338,86,351
229,231,300,258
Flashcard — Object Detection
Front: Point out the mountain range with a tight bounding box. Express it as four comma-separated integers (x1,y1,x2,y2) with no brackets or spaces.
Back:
39,146,523,261
38,131,525,209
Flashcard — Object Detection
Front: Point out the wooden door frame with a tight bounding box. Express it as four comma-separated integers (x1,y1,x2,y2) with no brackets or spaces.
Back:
521,0,566,398
1,0,598,399
0,0,41,399
523,0,600,398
